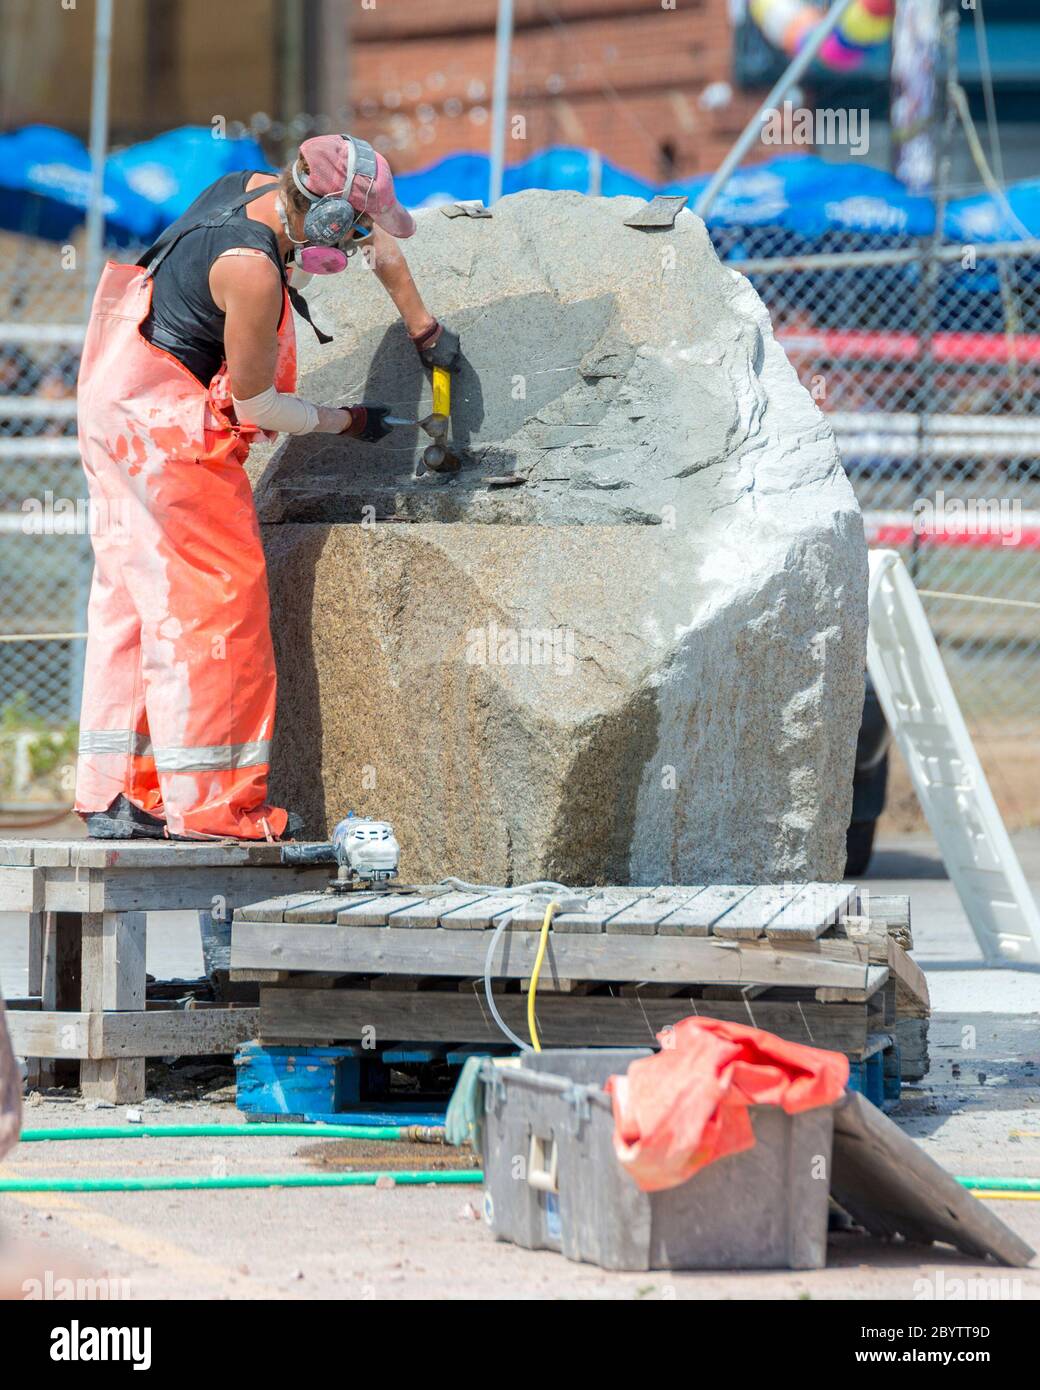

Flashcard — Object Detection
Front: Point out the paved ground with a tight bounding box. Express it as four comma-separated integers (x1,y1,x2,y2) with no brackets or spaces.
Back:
1,831,1038,1300
865,831,1040,1014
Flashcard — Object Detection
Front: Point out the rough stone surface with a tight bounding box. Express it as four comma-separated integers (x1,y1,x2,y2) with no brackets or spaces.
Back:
257,190,868,885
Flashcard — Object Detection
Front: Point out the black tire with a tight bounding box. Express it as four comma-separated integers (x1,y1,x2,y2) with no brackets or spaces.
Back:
844,818,878,879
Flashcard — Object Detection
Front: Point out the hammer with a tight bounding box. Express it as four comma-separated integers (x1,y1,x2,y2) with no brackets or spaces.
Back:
383,366,455,471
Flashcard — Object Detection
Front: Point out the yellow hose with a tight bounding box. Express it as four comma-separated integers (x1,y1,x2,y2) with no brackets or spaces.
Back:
527,900,559,1051
972,1191,1040,1202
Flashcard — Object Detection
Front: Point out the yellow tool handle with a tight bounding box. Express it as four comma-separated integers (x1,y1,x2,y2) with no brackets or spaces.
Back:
432,366,451,420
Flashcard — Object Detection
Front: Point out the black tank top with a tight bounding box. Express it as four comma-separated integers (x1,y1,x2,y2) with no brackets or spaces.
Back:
140,171,285,386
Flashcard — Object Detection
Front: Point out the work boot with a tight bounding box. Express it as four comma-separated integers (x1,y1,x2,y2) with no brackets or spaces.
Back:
278,811,305,840
84,794,167,840
246,810,306,843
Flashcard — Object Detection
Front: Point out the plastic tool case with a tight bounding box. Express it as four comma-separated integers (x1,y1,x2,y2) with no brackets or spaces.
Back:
480,1048,833,1271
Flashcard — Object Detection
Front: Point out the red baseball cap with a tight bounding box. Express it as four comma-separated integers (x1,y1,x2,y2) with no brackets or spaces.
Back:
296,134,416,238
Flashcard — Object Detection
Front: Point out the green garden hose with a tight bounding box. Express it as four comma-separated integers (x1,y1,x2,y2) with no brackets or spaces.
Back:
3,1121,471,1193
19,1123,443,1144
956,1176,1040,1194
0,1171,481,1194
8,1126,1037,1199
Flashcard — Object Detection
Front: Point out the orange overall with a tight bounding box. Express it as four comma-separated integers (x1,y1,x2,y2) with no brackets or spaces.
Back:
74,189,297,838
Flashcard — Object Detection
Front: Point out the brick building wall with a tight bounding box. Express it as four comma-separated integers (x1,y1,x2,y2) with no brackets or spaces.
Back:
0,0,768,183
348,0,767,183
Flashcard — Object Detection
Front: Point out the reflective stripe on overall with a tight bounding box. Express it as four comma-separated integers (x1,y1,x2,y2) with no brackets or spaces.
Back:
74,185,297,838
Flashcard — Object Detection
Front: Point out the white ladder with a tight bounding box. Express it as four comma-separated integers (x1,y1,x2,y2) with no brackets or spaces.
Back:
867,549,1040,965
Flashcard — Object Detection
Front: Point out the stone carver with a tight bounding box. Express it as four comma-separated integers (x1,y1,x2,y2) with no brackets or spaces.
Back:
74,133,459,840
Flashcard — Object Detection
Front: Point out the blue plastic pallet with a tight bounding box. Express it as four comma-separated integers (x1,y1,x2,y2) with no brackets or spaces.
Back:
847,1039,901,1109
234,1041,511,1126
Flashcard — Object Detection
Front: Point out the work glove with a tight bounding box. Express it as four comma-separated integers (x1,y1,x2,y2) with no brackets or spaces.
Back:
410,318,461,371
342,404,392,443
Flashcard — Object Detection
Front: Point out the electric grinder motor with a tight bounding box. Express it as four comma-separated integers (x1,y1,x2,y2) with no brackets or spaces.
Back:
281,814,401,890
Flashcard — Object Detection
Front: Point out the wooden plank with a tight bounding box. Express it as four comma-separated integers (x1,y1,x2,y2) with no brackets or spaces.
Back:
101,865,329,913
199,906,230,983
43,869,103,914
68,840,295,869
831,1090,1034,1267
232,922,887,990
30,843,73,868
886,937,930,1012
509,891,649,935
0,838,87,867
0,839,36,866
45,911,82,1086
814,966,889,1002
335,893,444,927
0,865,43,913
862,892,912,950
5,1010,91,1059
711,885,801,939
441,895,520,929
100,1006,259,1057
284,894,383,924
6,1004,257,1060
655,886,753,936
605,889,706,936
741,935,871,964
80,910,146,1103
765,883,855,941
23,911,46,1090
237,892,328,923
554,892,651,934
895,1017,929,1081
392,891,492,928
258,986,872,1053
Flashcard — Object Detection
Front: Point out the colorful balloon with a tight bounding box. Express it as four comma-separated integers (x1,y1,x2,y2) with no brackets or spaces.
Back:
750,0,894,73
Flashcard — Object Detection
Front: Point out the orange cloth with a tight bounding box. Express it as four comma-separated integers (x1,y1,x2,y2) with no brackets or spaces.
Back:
74,258,296,838
605,1017,849,1192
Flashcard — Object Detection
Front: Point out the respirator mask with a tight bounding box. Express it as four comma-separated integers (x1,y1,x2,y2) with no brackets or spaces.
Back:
279,135,377,275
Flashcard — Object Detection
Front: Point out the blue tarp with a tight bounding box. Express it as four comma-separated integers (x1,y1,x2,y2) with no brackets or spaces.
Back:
106,125,273,227
0,124,158,243
946,178,1040,244
397,145,1039,244
2,126,1039,251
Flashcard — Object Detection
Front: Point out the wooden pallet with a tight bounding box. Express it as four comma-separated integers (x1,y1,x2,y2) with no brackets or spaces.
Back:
0,837,335,1103
230,884,928,1082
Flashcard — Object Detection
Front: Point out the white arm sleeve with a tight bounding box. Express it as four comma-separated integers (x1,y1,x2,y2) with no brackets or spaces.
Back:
232,386,320,435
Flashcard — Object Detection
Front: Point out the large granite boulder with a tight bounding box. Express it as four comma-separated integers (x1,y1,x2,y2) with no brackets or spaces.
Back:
254,190,867,885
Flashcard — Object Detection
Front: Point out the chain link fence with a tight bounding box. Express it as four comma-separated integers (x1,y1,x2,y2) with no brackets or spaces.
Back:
711,223,1040,826
715,229,1039,731
0,232,90,813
